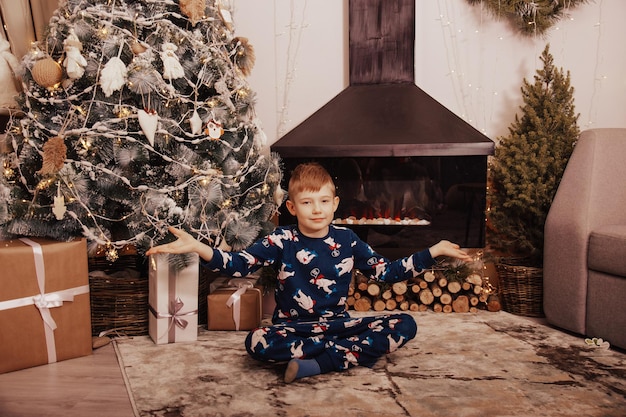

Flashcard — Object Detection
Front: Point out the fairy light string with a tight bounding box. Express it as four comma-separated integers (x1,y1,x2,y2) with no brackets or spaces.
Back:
274,0,308,139
434,0,605,138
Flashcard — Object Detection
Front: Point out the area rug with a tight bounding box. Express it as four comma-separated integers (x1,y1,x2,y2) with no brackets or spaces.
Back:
114,311,626,417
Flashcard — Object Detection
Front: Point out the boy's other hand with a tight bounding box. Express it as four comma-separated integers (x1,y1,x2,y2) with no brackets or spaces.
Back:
429,240,472,262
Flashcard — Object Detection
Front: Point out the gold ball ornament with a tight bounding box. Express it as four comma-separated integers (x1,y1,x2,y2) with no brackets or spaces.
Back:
31,57,63,88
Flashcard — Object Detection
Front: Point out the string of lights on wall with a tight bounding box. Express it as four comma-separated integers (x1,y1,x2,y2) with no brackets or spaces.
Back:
273,0,308,139
433,0,606,138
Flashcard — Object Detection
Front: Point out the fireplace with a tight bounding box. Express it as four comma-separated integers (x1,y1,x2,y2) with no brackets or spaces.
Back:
270,0,494,258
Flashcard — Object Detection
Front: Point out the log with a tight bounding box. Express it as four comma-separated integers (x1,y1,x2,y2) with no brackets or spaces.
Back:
419,288,434,305
385,299,397,311
439,292,452,305
382,289,393,300
399,300,410,311
367,282,381,297
423,270,436,282
373,298,387,312
392,281,408,295
462,281,472,291
410,284,421,294
447,281,462,293
452,295,470,313
443,304,453,313
469,295,480,306
409,301,420,311
466,273,483,286
347,296,356,307
355,272,369,291
437,276,448,288
354,297,372,312
429,283,443,298
433,303,443,313
473,285,483,295
418,304,429,312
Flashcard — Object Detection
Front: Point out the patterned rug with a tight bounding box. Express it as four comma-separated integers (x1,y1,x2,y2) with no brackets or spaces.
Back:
114,311,626,417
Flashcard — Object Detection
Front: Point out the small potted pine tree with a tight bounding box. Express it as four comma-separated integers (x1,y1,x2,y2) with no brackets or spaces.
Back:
487,44,579,317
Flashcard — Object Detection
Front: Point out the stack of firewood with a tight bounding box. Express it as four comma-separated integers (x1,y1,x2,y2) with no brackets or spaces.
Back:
347,267,501,313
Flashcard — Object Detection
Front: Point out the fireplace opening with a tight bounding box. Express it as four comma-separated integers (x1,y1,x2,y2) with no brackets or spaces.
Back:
278,155,488,259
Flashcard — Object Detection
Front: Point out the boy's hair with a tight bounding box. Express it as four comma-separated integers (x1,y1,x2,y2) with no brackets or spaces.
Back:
288,162,336,197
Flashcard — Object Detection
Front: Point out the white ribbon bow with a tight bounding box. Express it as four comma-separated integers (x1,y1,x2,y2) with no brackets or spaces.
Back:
225,279,255,331
33,293,65,310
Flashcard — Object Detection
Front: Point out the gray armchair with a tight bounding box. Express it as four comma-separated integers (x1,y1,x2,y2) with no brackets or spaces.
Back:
543,128,626,350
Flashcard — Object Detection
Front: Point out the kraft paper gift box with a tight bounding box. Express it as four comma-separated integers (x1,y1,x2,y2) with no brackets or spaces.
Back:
0,238,92,374
207,278,262,331
148,253,199,344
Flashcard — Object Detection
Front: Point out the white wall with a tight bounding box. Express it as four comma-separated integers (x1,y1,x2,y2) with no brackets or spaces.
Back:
233,0,626,145
233,0,348,145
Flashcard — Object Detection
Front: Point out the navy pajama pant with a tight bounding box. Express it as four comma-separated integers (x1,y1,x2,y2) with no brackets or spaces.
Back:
245,313,417,374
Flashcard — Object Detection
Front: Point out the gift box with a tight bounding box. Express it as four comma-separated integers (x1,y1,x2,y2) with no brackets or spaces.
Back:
0,238,92,374
148,253,199,344
207,278,262,331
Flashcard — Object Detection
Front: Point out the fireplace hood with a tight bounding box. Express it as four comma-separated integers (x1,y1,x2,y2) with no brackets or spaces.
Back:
271,0,495,158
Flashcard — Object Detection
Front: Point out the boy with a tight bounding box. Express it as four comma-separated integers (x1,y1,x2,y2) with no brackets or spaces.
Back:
146,162,471,383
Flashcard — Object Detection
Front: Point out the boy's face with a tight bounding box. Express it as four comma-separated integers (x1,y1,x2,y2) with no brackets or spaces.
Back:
285,183,339,238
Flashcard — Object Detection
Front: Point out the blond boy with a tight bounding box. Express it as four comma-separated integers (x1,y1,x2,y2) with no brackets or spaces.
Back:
147,162,471,382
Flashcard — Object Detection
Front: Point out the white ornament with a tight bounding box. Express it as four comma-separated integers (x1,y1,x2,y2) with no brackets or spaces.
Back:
273,187,285,206
255,128,268,147
63,29,87,79
205,119,223,139
160,42,184,80
189,110,203,135
219,9,233,29
138,109,159,146
100,56,127,97
52,183,66,220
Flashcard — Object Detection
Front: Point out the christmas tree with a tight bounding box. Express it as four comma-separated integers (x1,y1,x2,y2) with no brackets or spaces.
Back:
488,44,579,267
0,0,284,262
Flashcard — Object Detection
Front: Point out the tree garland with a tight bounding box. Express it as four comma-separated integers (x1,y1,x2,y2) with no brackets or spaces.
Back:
466,0,589,36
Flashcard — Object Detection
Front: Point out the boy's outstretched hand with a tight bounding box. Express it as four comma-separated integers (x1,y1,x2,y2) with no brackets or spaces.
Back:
429,240,473,263
146,227,212,260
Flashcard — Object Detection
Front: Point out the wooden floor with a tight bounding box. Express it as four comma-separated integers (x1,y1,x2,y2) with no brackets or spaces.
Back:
0,342,135,417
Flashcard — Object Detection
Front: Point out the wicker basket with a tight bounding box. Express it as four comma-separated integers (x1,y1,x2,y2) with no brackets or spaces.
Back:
89,254,149,336
496,261,544,317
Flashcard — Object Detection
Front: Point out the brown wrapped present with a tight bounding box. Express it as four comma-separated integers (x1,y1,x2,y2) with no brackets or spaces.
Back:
0,238,92,374
207,278,262,331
